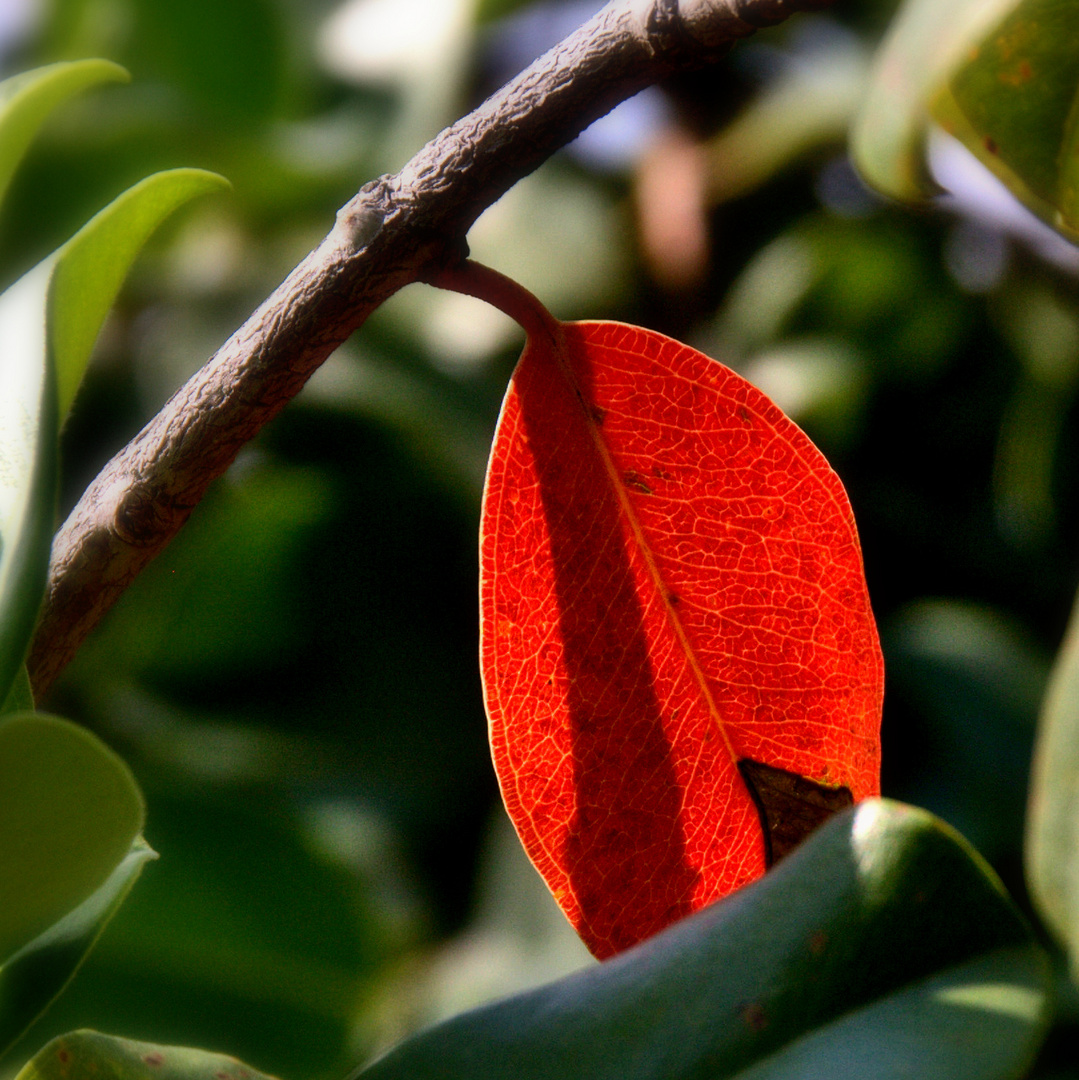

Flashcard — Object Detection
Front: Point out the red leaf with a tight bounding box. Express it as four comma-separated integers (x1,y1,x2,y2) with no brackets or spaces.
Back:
481,318,882,960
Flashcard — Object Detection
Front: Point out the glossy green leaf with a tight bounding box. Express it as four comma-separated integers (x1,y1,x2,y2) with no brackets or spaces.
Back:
360,800,1049,1080
933,0,1079,242
15,1030,278,1080
49,168,229,421
0,260,58,707
0,60,128,212
851,0,1016,201
0,713,144,966
1027,583,1079,968
0,839,155,1060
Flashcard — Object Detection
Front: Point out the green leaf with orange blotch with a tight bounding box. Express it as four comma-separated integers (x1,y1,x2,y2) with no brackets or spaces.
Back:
851,0,1016,202
932,0,1079,242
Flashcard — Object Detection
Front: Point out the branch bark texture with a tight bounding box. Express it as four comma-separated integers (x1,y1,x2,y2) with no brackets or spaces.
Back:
28,0,833,697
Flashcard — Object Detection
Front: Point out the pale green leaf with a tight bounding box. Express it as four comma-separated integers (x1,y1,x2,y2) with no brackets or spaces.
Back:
0,261,57,707
1027,582,1079,969
360,801,1049,1080
0,713,144,966
49,168,230,421
0,60,128,212
0,169,228,703
15,1030,278,1080
851,0,1016,201
0,839,155,1060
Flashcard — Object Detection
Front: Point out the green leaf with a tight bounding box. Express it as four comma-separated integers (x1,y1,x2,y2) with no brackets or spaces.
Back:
0,260,58,707
48,168,229,421
1027,583,1079,967
14,1030,278,1080
8,787,383,1080
0,168,227,704
0,60,129,212
359,800,1050,1080
0,665,33,715
0,713,144,966
0,839,155,1060
851,0,1016,201
933,0,1079,242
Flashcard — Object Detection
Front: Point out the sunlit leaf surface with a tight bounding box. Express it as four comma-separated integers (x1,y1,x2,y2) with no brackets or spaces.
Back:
482,318,882,957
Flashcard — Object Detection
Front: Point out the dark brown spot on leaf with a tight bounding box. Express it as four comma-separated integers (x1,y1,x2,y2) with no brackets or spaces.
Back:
738,758,853,866
743,1002,767,1031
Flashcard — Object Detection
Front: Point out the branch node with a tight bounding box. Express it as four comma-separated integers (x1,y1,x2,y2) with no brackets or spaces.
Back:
334,178,394,253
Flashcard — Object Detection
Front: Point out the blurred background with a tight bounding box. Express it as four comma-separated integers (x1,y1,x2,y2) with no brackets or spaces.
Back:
1,0,1078,1076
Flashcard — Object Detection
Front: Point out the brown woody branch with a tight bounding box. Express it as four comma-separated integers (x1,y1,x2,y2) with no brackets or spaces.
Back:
28,0,833,697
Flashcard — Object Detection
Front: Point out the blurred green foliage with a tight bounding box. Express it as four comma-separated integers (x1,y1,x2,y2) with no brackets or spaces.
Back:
3,0,1079,1077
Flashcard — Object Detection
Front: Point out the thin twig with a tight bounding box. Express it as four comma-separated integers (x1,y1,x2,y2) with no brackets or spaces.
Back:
28,0,833,698
424,260,561,341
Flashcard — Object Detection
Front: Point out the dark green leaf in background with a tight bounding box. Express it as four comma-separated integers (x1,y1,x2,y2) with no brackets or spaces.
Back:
130,0,287,127
1,666,34,715
885,601,1047,864
4,787,394,1080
